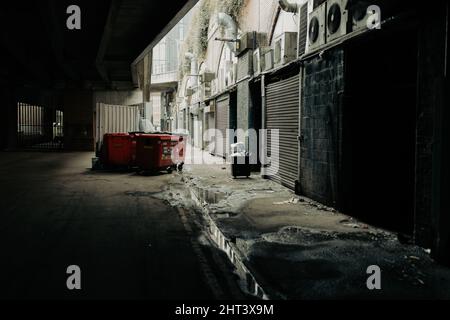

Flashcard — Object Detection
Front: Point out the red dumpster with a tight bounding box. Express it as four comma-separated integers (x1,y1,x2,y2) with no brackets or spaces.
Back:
135,134,185,173
101,133,136,167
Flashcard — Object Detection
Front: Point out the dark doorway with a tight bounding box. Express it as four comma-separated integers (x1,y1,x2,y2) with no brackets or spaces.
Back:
229,90,238,131
341,27,418,235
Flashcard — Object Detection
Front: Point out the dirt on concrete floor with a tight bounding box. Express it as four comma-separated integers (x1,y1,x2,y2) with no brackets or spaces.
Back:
164,160,450,300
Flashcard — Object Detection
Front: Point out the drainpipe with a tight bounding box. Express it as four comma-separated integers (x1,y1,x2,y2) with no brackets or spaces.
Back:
278,0,299,13
217,13,238,52
261,74,266,177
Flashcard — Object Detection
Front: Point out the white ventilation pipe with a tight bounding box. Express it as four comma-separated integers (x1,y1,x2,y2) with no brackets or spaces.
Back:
278,0,299,13
217,12,238,52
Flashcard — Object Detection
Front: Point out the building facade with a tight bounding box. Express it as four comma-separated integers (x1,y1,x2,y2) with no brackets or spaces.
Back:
168,0,449,265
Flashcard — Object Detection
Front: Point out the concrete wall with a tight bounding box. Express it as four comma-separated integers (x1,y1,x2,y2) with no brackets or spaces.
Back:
239,0,278,35
0,86,17,150
63,90,94,151
93,90,143,106
300,48,344,207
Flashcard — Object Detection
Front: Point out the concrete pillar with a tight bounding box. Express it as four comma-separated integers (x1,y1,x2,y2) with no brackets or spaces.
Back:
63,90,94,151
0,85,17,150
415,1,449,264
237,81,250,134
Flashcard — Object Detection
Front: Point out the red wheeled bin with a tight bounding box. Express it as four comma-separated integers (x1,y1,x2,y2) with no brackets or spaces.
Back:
134,134,186,173
101,133,136,168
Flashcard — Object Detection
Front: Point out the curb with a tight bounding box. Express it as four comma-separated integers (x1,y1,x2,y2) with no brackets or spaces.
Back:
189,188,270,300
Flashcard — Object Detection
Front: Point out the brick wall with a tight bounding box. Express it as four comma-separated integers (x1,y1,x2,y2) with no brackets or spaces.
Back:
300,48,344,207
237,81,250,133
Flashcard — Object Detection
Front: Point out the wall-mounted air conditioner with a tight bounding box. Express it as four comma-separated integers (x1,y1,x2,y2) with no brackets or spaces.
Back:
298,3,309,57
350,1,380,32
273,32,298,68
326,0,348,43
211,78,218,95
307,2,327,53
235,32,268,56
201,82,211,99
253,47,271,75
209,100,216,113
263,50,274,72
186,88,194,96
200,72,215,83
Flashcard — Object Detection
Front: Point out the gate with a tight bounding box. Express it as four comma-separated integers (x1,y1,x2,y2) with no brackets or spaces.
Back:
17,102,64,150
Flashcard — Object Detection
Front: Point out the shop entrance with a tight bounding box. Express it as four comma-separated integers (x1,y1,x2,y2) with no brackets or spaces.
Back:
342,27,418,235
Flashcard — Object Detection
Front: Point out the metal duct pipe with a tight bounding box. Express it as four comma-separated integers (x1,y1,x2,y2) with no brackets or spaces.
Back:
278,0,299,13
217,12,238,51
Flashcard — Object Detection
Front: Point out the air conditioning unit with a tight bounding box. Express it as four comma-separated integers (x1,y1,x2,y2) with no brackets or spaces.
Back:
209,100,216,113
201,82,211,99
186,88,194,96
326,0,348,43
298,3,309,57
199,72,215,83
263,50,274,72
307,2,327,53
273,32,298,68
350,1,380,32
253,47,271,75
235,32,268,56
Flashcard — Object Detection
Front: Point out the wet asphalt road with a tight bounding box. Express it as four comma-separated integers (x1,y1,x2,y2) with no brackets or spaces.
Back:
0,152,217,300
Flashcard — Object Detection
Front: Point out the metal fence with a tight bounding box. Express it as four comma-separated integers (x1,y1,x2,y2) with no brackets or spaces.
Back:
95,103,142,152
17,102,64,150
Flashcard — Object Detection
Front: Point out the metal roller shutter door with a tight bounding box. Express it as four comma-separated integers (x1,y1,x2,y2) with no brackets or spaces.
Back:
215,96,230,158
265,74,300,190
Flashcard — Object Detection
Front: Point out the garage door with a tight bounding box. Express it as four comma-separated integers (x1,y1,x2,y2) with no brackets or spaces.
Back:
265,74,300,190
215,95,230,158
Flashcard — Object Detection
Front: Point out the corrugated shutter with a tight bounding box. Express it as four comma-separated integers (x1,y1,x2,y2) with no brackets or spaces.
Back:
96,103,140,149
265,74,300,190
215,95,230,158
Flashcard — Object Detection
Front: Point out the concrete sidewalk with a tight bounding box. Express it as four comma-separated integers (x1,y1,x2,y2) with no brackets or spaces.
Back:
175,146,450,300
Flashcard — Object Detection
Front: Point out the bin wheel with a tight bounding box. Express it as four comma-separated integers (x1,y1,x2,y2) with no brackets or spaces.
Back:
177,164,184,172
167,168,173,174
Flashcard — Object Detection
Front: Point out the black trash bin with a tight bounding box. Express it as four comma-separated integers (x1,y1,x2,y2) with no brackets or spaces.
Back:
231,154,251,179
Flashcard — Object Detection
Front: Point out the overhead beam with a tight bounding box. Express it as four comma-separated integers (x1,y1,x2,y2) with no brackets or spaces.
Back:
41,0,79,81
96,0,123,84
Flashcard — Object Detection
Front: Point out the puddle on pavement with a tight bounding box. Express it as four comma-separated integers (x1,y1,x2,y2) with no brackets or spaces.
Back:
124,191,161,198
195,187,227,205
262,226,393,246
